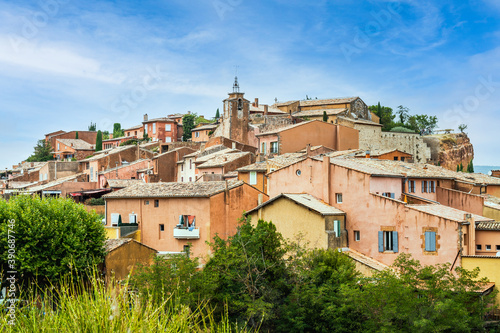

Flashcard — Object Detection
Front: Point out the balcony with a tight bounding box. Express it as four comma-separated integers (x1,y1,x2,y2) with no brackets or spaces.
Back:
173,227,200,239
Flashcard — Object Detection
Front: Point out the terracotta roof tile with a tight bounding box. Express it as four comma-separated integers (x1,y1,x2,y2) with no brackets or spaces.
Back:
476,222,500,231
293,108,348,117
407,204,494,222
197,152,251,168
57,139,94,150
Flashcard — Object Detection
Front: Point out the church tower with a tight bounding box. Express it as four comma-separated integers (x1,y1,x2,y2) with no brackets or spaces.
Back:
222,77,250,144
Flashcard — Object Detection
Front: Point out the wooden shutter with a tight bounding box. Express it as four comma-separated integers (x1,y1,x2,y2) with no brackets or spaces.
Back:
392,231,399,252
378,231,384,252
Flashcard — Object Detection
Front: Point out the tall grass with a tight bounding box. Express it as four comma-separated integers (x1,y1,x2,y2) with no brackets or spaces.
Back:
0,275,250,333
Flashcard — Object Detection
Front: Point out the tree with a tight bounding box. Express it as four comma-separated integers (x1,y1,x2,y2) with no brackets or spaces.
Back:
102,130,110,140
182,114,196,141
95,130,103,151
26,139,54,162
215,108,220,120
75,131,79,139
0,196,106,288
459,124,468,133
369,102,396,131
113,123,124,139
88,122,96,131
344,253,495,332
397,105,410,124
322,110,328,122
204,216,291,329
467,160,475,173
407,114,438,134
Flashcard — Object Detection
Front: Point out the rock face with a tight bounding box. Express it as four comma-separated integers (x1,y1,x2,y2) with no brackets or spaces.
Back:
423,133,474,171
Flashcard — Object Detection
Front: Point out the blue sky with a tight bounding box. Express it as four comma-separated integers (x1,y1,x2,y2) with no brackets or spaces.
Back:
1,0,500,169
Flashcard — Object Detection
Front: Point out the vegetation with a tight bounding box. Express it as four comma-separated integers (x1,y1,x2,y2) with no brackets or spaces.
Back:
102,130,110,140
182,113,196,141
113,123,124,139
467,159,475,173
26,139,53,162
323,110,328,122
0,196,106,288
369,102,438,134
96,130,103,151
196,115,211,125
84,197,105,206
390,126,416,133
119,138,139,146
216,108,220,120
459,123,468,133
88,122,96,131
75,131,79,139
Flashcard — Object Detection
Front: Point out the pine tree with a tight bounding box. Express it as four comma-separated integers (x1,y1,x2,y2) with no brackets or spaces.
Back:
88,122,96,131
75,131,79,139
323,111,328,122
95,130,103,151
215,108,220,119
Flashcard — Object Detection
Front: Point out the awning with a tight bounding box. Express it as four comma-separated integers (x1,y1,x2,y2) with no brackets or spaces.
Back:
69,193,82,196
42,190,61,195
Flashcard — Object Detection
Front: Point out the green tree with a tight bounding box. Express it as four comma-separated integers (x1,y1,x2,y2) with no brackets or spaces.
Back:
369,102,396,131
323,110,328,122
407,114,438,134
102,130,110,140
75,131,79,139
459,124,468,133
113,123,124,138
95,130,103,151
344,253,495,332
182,113,196,141
88,122,96,131
26,139,54,162
397,105,410,124
0,196,106,287
204,216,290,329
215,108,220,120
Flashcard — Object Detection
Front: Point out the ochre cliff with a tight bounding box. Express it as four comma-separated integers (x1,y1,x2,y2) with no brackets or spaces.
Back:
423,133,474,171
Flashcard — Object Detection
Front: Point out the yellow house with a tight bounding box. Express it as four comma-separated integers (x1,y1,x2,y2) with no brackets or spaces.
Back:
462,256,499,304
246,193,346,250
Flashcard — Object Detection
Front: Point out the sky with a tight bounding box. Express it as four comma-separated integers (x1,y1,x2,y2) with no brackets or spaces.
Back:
1,0,500,169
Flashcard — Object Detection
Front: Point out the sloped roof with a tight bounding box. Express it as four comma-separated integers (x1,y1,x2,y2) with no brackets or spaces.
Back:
192,124,218,131
106,179,145,188
345,249,389,272
143,117,177,124
299,97,358,107
98,159,151,175
85,146,135,162
27,174,83,193
197,152,251,168
104,179,244,199
476,222,500,231
57,139,94,150
246,193,345,216
256,120,324,136
337,116,383,126
354,149,413,157
330,158,403,177
237,161,268,172
123,124,143,131
407,204,494,223
250,104,286,113
293,108,348,118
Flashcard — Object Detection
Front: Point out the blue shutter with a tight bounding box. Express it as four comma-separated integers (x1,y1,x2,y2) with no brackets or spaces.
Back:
421,181,425,193
428,231,436,251
425,231,431,251
392,231,399,253
390,193,395,199
378,231,384,252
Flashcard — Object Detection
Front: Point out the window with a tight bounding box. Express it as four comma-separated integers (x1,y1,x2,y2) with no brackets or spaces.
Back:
135,130,137,135
159,224,164,231
496,245,500,251
333,220,341,237
425,231,437,252
336,193,343,203
270,142,278,154
165,137,172,143
249,171,257,185
129,214,137,224
57,143,60,151
378,231,398,252
486,245,492,251
394,156,398,161
181,177,184,182
189,159,192,169
383,192,395,199
166,124,171,131
178,215,196,228
144,124,147,134
354,230,360,241
429,181,435,193
145,200,149,205
154,200,159,207
296,169,301,176
477,244,482,251
261,142,266,154
195,131,200,138
409,180,415,193
153,123,156,134
90,167,94,182
422,181,428,193
189,177,192,182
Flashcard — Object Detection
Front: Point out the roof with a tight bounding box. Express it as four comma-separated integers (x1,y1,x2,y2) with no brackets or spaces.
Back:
299,97,358,107
123,124,143,131
345,248,389,272
57,139,94,150
256,120,324,136
476,222,500,231
197,152,251,169
192,124,218,131
84,145,135,162
105,238,133,252
27,174,83,193
246,193,345,216
143,117,177,124
330,158,403,177
274,100,299,107
292,108,348,118
6,181,39,189
336,116,383,127
152,147,195,160
483,195,500,210
237,161,268,172
183,144,230,159
250,105,286,114
106,179,145,188
354,149,413,157
103,136,132,142
104,179,245,199
407,204,494,223
98,159,151,175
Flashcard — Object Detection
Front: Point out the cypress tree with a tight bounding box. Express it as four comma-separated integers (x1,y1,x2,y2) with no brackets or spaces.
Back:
75,131,79,139
215,108,220,119
457,164,460,172
96,130,103,151
323,111,328,122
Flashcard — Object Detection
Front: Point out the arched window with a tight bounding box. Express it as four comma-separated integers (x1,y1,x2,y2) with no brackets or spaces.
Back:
238,98,243,110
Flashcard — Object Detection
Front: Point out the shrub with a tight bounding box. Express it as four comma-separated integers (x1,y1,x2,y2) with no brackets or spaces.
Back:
390,126,416,133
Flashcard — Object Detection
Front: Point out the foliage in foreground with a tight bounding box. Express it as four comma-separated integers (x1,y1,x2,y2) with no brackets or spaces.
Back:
0,195,106,287
0,275,248,333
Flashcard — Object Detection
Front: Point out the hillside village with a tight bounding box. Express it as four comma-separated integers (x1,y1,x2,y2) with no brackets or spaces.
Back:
3,78,500,299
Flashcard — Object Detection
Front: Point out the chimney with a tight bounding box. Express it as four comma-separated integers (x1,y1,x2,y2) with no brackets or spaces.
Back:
306,144,311,156
365,150,371,158
423,165,428,170
144,114,148,122
258,193,263,205
264,105,268,116
255,98,259,108
188,111,191,115
109,134,113,139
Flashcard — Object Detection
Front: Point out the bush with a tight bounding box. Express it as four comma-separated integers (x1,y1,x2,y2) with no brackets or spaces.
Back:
390,126,416,133
119,139,139,146
85,198,105,206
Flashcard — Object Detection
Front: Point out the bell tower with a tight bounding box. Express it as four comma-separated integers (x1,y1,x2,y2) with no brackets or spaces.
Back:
222,77,249,144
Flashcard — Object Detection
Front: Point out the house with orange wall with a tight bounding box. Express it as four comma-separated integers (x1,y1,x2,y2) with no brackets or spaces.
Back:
103,180,268,261
255,120,359,156
266,156,495,268
355,149,413,162
53,139,95,160
192,123,218,142
124,124,144,139
142,115,180,143
97,159,153,188
103,136,136,150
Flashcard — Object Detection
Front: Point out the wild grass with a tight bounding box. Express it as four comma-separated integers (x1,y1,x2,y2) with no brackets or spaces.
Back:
0,275,250,333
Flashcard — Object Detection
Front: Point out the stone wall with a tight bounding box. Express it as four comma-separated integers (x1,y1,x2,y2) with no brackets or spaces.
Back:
377,132,431,163
422,133,474,171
